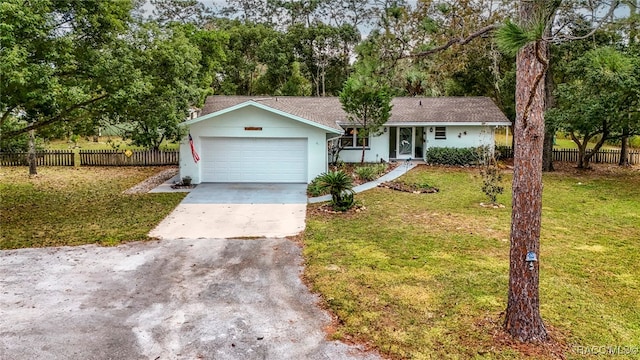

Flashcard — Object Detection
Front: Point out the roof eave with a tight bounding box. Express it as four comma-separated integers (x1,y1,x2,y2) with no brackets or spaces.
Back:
337,121,512,127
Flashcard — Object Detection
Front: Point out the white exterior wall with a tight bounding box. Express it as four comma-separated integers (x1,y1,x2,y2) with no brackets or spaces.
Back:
337,125,496,163
180,106,330,184
338,130,390,163
424,125,495,151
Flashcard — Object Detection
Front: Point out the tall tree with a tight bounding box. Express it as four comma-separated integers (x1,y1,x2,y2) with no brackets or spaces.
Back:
339,60,392,164
496,0,556,341
0,0,134,174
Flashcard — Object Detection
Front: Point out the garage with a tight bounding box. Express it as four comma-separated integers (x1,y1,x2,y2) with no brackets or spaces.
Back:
200,137,308,183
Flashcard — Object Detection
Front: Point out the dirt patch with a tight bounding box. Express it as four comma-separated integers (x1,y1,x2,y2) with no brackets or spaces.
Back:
378,181,439,193
479,202,506,209
312,203,367,215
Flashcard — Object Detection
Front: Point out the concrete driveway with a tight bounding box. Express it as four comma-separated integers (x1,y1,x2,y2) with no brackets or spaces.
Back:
150,183,307,239
0,238,379,360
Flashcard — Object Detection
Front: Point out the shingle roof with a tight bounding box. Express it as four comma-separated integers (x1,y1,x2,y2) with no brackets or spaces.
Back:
199,96,510,131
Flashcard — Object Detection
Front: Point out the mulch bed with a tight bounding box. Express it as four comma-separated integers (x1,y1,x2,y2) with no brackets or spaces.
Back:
378,181,439,194
314,203,367,214
329,162,399,186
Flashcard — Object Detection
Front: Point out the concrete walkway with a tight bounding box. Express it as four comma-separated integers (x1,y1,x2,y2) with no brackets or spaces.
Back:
308,161,418,204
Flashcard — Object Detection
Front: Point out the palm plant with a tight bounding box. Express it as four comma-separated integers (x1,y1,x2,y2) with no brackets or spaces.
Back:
316,170,355,211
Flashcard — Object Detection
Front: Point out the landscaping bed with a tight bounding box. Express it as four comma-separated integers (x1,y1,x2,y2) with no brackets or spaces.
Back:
307,162,398,197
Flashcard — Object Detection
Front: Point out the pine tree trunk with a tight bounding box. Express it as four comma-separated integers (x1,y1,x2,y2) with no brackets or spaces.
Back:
542,50,556,172
504,2,548,341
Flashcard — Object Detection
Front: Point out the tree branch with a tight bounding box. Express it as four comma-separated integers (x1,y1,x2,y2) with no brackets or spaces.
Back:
521,40,549,129
402,24,500,59
550,0,620,42
2,94,109,138
1,105,18,127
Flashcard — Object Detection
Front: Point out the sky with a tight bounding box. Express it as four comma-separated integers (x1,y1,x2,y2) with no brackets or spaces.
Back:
143,1,631,27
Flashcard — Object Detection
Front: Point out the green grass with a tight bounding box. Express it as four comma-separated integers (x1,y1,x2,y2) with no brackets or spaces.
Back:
303,165,640,359
45,136,179,151
495,129,630,150
0,167,185,249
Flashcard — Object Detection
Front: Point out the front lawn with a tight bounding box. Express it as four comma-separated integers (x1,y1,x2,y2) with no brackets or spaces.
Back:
0,167,185,249
303,164,640,359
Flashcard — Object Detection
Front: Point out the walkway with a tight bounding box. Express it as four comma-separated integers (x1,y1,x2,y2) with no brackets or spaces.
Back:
308,161,418,204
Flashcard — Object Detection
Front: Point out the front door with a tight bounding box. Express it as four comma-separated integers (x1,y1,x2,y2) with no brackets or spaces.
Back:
397,127,413,159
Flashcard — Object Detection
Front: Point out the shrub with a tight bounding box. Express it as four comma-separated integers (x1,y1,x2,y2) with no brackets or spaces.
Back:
315,170,355,211
307,176,327,197
354,166,376,181
354,163,387,182
481,165,504,204
425,147,479,166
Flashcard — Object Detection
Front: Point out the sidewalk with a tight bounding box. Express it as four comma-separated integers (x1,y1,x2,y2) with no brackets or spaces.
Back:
308,161,418,204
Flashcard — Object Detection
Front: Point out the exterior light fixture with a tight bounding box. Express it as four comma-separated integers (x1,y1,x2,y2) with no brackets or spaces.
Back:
525,252,538,271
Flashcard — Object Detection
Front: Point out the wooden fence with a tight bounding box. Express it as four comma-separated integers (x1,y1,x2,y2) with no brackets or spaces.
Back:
496,146,640,165
79,149,179,166
0,149,178,167
0,150,75,166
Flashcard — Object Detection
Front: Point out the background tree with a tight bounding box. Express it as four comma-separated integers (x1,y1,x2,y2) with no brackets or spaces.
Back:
546,47,640,168
149,0,213,26
213,21,282,95
104,23,210,150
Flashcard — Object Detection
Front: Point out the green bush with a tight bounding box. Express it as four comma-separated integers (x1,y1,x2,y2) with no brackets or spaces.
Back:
354,166,376,181
425,147,480,166
315,170,355,211
307,176,327,197
354,163,388,181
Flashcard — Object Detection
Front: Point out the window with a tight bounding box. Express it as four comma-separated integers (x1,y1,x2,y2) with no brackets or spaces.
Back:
435,126,446,140
340,127,369,148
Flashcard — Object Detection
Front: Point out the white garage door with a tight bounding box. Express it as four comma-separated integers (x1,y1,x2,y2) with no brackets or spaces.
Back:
201,137,308,183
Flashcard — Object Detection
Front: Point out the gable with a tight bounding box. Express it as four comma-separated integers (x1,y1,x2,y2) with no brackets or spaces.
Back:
183,100,343,134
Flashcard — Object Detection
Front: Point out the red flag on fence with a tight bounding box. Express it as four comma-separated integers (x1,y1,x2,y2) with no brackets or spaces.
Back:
189,134,200,163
